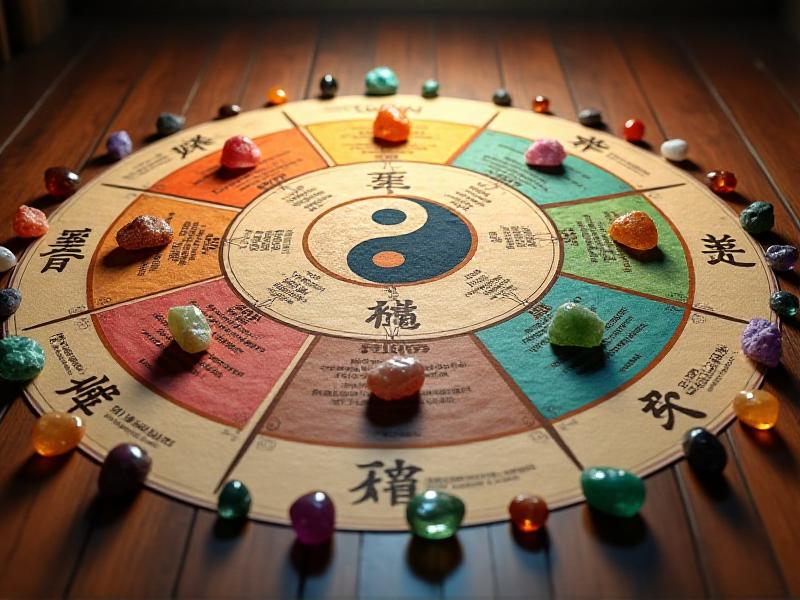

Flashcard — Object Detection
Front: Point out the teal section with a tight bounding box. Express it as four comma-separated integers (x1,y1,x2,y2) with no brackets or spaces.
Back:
476,277,685,419
453,130,632,204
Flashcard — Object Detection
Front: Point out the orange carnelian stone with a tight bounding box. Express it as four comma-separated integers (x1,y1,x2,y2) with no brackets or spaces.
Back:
706,170,737,194
32,412,85,457
532,95,550,114
623,118,645,142
373,104,411,143
608,210,658,251
267,86,288,105
733,390,779,430
509,494,549,532
13,205,49,238
367,356,425,400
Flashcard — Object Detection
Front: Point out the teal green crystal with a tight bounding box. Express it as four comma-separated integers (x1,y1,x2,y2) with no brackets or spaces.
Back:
739,201,774,234
547,302,605,348
167,305,211,353
218,480,252,520
365,66,399,96
421,78,439,98
581,467,645,517
406,490,465,540
0,336,45,381
770,291,798,318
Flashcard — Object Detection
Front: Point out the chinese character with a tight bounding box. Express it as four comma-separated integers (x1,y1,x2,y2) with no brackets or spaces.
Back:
349,459,423,505
571,135,609,153
701,234,756,267
350,461,383,504
639,390,707,431
40,228,91,273
366,299,421,330
172,134,214,159
368,171,410,194
57,374,120,416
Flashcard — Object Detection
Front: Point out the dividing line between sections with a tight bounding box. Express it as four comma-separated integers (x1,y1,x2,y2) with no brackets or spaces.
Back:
282,110,336,167
542,182,687,209
100,182,242,213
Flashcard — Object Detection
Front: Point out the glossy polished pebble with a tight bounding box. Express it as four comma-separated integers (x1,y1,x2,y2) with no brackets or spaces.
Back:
220,135,261,169
608,210,659,251
733,389,779,430
156,112,185,136
706,170,737,194
218,103,241,118
421,78,439,98
32,412,85,457
682,427,727,475
770,291,799,318
508,494,549,532
99,443,152,496
0,336,44,381
524,138,566,167
548,302,605,348
765,244,798,271
13,205,49,238
581,467,645,517
532,95,549,113
367,355,425,400
116,215,173,250
290,491,335,545
741,317,781,367
365,66,399,95
660,138,688,161
578,107,602,127
492,88,512,106
218,480,252,520
319,73,338,98
168,305,212,353
106,130,133,161
0,246,16,272
406,490,465,540
739,201,774,234
44,166,80,197
0,288,22,318
373,104,411,143
623,118,645,142
267,86,288,105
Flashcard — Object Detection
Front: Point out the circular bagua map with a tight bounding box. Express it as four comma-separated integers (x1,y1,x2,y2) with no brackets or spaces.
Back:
7,95,776,530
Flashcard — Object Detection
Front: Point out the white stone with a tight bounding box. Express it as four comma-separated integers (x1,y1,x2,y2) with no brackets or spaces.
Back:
660,138,689,162
0,247,17,273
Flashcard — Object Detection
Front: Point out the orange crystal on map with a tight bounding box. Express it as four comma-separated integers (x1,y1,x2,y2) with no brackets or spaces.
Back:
267,86,288,105
706,170,737,194
532,95,550,114
508,494,549,532
608,210,658,251
367,356,425,400
32,412,85,457
13,205,49,238
373,104,411,143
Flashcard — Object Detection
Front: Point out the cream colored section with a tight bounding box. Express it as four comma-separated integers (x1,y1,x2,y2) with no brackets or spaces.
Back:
284,94,497,127
233,429,581,529
557,311,767,474
645,185,776,320
223,162,561,339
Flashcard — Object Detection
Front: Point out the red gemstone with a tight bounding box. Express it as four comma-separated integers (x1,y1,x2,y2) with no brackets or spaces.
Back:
220,135,261,169
705,170,737,194
623,118,645,142
13,205,49,238
44,166,80,197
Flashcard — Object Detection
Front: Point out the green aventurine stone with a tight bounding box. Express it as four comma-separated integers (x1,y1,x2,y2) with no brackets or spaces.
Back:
581,467,645,517
218,480,252,520
421,78,439,98
365,66,399,95
547,302,605,348
739,201,774,234
406,490,465,540
770,290,799,318
0,336,45,381
167,305,212,353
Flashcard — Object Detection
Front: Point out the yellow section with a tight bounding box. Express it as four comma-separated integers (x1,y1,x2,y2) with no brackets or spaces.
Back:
307,119,477,165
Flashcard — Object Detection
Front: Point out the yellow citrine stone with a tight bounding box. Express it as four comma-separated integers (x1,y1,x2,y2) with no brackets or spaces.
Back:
733,390,779,430
267,86,288,105
607,210,658,251
32,411,85,456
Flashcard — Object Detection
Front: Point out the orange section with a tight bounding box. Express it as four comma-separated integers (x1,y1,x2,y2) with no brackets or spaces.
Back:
264,336,539,448
150,129,328,207
372,250,405,268
89,194,233,307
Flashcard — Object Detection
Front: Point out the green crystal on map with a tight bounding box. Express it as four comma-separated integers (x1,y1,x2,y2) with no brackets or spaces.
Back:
0,336,45,381
406,490,465,540
167,305,212,353
421,78,439,98
739,201,774,234
365,66,398,95
218,480,252,520
770,291,798,318
548,302,605,348
581,467,645,517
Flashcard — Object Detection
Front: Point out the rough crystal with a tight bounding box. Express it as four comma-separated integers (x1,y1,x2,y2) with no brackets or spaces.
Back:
548,302,605,348
168,305,212,353
406,490,465,540
218,480,252,520
106,130,133,161
608,210,658,251
99,443,152,496
0,246,16,272
741,317,781,367
367,355,425,400
524,138,566,167
221,135,261,169
365,66,399,95
739,201,774,234
770,291,798,318
290,491,335,545
581,467,645,517
373,104,411,143
0,288,22,319
0,336,45,380
682,427,727,475
156,112,185,136
508,494,549,532
116,215,173,250
44,166,80,197
733,389,779,430
765,244,798,271
32,412,85,457
13,205,49,238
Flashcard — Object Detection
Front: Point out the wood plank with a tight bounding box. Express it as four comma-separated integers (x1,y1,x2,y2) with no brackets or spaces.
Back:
358,533,440,599
488,521,551,599
745,27,800,111
436,17,500,102
374,16,435,95
301,532,360,600
441,526,495,599
307,17,374,99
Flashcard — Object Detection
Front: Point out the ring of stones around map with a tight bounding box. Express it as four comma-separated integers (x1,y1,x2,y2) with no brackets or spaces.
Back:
222,162,562,340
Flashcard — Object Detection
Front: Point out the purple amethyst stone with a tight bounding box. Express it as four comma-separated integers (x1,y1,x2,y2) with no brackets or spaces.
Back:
289,491,335,545
106,130,133,161
765,244,799,272
98,443,152,496
741,318,782,368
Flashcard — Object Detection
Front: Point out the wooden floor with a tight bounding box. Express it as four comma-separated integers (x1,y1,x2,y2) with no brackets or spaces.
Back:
1,15,799,599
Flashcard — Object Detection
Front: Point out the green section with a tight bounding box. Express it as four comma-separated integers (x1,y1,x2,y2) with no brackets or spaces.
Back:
453,130,631,204
546,195,690,303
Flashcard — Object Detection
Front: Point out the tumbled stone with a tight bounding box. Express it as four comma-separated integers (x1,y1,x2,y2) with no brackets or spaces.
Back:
578,107,602,127
682,427,727,475
221,135,261,169
524,138,566,167
421,78,439,98
156,112,185,136
548,302,605,348
267,86,288,105
660,138,688,162
0,246,16,272
739,201,774,234
608,210,658,251
733,389,779,430
168,305,212,353
706,170,737,194
365,66,399,95
492,88,512,106
99,443,152,496
623,118,645,142
770,291,798,318
218,103,241,118
44,166,80,197
765,245,798,272
0,336,45,381
32,412,85,457
373,104,411,143
741,317,781,367
0,288,22,319
116,215,173,250
532,95,550,114
106,130,133,161
13,205,49,238
508,494,549,532
367,356,425,400
581,467,645,517
290,491,335,545
406,490,465,540
218,480,252,520
319,74,338,98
